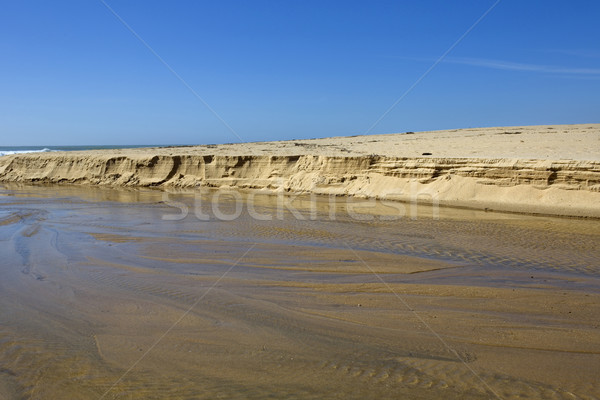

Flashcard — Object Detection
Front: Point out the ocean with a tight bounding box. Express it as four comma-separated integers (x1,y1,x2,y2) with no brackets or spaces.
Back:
0,145,166,157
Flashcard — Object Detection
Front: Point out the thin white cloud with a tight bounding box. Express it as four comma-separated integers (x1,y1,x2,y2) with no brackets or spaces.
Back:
445,57,600,75
542,49,600,59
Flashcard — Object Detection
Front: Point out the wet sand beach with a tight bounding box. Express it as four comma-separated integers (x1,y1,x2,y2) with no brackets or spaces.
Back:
3,0,599,394
0,184,599,399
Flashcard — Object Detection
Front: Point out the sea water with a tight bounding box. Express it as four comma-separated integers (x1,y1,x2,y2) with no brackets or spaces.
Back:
0,145,171,157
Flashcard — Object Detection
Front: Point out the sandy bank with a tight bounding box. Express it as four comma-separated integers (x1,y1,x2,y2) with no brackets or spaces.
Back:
1,124,599,217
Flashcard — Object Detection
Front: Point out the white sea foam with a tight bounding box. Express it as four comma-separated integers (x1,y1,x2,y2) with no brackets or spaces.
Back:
0,148,53,157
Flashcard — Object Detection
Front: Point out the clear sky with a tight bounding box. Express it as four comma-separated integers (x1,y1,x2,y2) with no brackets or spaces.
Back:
1,1,599,146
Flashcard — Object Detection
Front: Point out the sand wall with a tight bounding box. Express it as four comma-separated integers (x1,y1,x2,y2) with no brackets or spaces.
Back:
1,152,599,217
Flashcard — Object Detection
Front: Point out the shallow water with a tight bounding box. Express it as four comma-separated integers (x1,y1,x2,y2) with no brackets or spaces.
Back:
0,185,599,399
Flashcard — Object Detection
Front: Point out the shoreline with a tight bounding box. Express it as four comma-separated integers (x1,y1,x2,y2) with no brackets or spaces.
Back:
1,123,599,218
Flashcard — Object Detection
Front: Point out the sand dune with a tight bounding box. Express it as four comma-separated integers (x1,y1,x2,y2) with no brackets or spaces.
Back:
1,124,599,217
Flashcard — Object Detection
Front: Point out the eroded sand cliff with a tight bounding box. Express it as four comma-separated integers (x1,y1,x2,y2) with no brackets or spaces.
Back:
1,124,599,217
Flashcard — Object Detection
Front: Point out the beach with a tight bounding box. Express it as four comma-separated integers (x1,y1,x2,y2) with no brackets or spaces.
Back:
0,124,599,399
0,185,599,399
1,124,599,217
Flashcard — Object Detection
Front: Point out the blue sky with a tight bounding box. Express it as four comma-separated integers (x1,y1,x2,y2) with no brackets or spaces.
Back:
1,1,599,146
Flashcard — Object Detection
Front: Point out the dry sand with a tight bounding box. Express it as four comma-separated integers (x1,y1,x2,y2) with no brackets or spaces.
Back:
1,123,599,217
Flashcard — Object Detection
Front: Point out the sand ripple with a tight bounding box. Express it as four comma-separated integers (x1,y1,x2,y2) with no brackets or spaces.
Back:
0,186,599,399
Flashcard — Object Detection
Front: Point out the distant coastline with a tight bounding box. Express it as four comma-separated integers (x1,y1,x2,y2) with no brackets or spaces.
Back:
0,145,176,157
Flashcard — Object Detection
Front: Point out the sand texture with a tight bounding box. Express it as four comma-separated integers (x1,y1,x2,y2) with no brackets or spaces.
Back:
1,185,600,399
1,124,599,217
